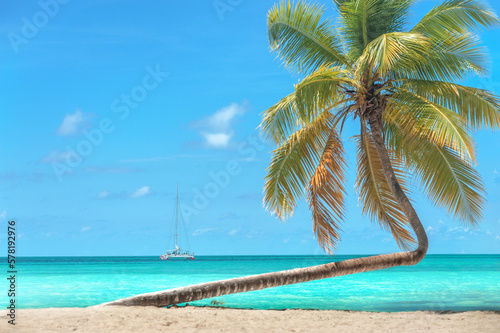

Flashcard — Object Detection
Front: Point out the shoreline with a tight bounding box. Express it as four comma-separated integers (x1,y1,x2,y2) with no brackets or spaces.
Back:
2,306,498,332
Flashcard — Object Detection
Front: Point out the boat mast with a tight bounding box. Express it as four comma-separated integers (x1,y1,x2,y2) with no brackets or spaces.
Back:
175,183,179,249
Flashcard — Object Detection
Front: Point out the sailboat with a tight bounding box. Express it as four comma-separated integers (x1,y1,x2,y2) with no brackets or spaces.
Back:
160,185,195,260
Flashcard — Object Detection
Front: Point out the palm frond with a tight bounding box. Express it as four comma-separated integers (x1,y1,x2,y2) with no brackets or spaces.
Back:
355,123,416,250
264,111,334,219
392,32,488,81
307,129,347,253
400,79,500,130
268,0,349,73
412,0,499,36
294,65,354,122
388,87,476,161
335,0,413,61
357,32,430,76
385,118,485,226
260,92,303,145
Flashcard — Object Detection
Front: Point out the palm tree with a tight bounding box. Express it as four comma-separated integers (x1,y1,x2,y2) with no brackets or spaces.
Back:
100,0,499,307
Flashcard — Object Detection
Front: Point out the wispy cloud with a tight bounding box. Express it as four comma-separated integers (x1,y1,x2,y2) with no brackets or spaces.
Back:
56,110,92,136
237,192,261,201
84,166,141,174
0,210,6,220
129,186,150,198
119,156,174,163
189,100,250,148
228,228,241,236
39,150,74,163
96,186,151,200
447,226,470,234
119,154,218,163
96,191,110,199
246,230,258,238
192,228,217,236
426,226,439,235
218,212,240,220
81,226,91,232
0,171,50,183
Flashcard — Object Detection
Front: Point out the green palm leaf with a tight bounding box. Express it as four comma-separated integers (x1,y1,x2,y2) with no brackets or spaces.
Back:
268,0,349,73
388,87,476,161
264,111,334,219
355,124,416,250
260,92,303,145
357,32,430,76
385,119,485,226
294,66,354,122
334,0,412,61
400,79,500,130
392,32,488,81
412,0,499,36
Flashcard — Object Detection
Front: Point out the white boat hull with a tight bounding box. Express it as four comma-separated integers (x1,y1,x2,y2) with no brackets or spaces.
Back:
160,249,194,260
160,254,194,260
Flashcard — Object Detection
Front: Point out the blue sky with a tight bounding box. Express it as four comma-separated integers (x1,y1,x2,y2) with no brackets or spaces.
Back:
0,0,499,256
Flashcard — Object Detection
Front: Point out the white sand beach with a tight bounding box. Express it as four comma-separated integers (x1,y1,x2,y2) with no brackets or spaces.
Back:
2,306,498,332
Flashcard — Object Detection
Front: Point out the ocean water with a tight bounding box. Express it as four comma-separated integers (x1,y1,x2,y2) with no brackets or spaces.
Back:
3,255,499,312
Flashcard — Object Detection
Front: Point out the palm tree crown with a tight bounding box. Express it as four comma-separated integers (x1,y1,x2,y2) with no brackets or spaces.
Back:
261,0,500,253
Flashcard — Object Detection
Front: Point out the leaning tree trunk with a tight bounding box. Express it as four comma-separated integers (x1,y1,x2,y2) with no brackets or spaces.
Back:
97,113,428,308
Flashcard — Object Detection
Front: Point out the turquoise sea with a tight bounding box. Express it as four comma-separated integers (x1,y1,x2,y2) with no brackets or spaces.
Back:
3,255,499,312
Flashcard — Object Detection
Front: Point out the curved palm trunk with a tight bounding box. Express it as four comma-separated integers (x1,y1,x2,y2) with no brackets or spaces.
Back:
98,114,428,308
367,112,428,255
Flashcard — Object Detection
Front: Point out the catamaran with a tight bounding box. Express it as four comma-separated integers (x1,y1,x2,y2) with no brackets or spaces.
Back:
160,185,194,260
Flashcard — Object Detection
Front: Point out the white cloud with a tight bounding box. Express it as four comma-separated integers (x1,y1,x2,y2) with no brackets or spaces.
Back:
203,102,247,131
447,226,469,233
129,186,150,198
56,110,91,136
426,226,440,236
192,228,217,236
96,187,153,200
0,210,6,220
81,226,91,232
119,156,174,163
39,150,74,163
97,191,110,199
190,100,250,148
202,133,232,148
228,228,241,236
246,230,258,238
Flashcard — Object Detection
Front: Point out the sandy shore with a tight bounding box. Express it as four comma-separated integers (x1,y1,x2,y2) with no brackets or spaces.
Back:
2,306,498,332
